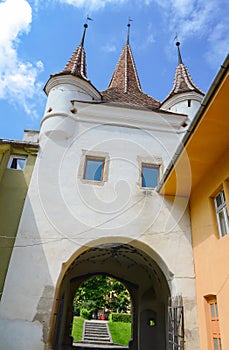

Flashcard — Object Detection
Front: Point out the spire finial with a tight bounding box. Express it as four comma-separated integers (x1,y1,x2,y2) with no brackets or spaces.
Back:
174,33,183,65
80,16,93,47
126,17,133,44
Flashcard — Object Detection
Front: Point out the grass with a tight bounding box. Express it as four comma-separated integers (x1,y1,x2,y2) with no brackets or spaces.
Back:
71,316,84,342
108,321,131,346
71,317,131,346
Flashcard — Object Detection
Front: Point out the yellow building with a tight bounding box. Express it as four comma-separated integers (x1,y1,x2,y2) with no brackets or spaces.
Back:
160,54,229,350
0,130,39,298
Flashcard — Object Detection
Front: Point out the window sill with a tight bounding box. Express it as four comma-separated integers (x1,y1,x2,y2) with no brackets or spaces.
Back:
80,179,106,186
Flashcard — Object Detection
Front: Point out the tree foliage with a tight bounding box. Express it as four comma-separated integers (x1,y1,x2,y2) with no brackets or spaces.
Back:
73,275,131,317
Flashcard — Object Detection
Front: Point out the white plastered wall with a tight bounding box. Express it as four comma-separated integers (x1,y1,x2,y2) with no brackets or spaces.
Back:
0,97,199,349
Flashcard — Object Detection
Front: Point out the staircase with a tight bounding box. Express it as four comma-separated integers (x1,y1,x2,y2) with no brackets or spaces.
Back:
83,320,112,344
73,320,128,350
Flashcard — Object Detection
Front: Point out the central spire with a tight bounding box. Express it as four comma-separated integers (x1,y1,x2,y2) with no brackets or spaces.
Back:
101,21,160,110
107,20,142,93
126,18,132,45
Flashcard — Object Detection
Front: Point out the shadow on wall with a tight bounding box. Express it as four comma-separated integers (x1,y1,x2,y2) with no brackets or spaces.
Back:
0,192,55,350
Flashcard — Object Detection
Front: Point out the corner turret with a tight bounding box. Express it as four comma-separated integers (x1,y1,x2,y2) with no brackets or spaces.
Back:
40,20,101,141
161,41,204,123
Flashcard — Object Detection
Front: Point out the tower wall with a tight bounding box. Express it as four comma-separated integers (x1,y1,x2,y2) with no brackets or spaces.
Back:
41,76,101,140
0,102,200,349
161,92,203,125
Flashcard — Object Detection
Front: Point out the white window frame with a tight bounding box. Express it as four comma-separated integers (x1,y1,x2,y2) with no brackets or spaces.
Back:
7,155,27,170
84,156,105,182
137,156,163,190
214,190,229,238
78,150,110,186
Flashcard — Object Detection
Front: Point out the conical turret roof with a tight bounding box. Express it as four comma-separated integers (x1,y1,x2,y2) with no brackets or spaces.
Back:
162,42,204,104
44,20,102,99
54,23,89,81
108,24,142,93
101,23,160,110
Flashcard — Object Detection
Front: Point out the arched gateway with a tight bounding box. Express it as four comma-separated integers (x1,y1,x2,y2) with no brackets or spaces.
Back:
48,241,171,350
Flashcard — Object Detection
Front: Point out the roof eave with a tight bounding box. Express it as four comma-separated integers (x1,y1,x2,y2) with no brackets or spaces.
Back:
158,53,229,195
43,73,102,98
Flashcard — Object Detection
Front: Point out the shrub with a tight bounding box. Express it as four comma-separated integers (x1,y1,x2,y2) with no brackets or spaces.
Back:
110,313,131,323
80,308,91,320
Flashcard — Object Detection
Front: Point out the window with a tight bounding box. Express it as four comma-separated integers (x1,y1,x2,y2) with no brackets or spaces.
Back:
7,155,27,170
78,150,109,185
214,190,229,237
84,157,105,181
188,99,191,107
205,296,222,350
141,164,159,188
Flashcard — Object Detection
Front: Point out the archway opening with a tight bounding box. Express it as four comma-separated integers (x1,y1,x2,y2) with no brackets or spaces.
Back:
49,242,171,350
71,274,132,346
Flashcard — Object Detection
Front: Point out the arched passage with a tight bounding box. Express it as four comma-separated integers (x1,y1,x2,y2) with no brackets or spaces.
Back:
48,240,171,350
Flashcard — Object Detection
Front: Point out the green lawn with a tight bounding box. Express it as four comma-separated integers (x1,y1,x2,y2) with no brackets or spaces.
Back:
71,317,131,346
108,321,131,346
71,316,84,342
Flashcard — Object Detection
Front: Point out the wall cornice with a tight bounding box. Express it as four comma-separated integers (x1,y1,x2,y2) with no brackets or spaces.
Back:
70,101,188,133
44,75,101,101
161,91,204,110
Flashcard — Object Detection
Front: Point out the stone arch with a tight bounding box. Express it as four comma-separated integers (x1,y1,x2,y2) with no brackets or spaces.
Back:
47,237,172,350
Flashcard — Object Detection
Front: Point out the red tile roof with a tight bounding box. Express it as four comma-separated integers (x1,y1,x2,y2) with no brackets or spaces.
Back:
53,24,89,81
101,88,160,110
162,43,204,104
102,40,160,110
162,63,204,104
108,42,141,92
58,44,88,80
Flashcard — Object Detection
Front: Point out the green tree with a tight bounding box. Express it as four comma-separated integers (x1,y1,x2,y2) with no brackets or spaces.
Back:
73,275,131,317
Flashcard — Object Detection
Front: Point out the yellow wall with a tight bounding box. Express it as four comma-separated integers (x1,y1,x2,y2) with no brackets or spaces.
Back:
0,144,38,299
190,150,229,350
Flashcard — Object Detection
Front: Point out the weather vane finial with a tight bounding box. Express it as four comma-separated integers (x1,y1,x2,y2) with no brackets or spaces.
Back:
174,32,179,43
127,17,133,44
86,15,93,24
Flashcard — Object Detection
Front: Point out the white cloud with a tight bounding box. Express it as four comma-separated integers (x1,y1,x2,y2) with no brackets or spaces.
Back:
0,0,44,117
206,21,229,68
102,44,117,53
59,0,126,10
138,22,155,50
153,0,229,67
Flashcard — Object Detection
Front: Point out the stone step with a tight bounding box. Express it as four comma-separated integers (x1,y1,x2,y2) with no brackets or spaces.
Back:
84,333,110,337
85,328,108,332
85,330,108,333
73,344,128,350
83,335,110,339
85,321,107,329
83,338,111,342
83,321,112,344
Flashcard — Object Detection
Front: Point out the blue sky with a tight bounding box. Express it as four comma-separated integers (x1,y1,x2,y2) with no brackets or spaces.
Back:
0,0,228,140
